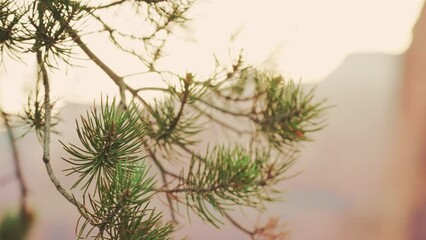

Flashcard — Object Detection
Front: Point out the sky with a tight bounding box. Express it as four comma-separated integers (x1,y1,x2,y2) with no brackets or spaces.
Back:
0,0,424,112
183,0,424,80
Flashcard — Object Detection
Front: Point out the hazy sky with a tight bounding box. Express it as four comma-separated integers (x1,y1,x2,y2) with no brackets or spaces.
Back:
0,0,424,112
184,0,424,80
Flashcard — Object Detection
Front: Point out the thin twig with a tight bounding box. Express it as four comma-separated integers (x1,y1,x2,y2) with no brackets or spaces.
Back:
191,104,254,135
196,97,253,118
222,211,254,237
86,0,170,10
134,86,169,92
156,78,190,140
145,144,178,222
86,0,126,10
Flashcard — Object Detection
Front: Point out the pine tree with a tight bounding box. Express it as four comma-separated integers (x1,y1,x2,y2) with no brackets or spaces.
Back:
0,0,326,239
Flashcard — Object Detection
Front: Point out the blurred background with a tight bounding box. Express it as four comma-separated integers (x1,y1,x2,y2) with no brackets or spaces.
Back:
1,0,426,239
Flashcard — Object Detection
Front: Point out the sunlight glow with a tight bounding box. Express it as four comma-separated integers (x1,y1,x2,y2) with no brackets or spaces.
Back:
0,0,424,112
186,0,425,82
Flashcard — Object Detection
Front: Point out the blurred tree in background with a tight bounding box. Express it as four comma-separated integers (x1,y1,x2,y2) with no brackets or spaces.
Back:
0,0,326,239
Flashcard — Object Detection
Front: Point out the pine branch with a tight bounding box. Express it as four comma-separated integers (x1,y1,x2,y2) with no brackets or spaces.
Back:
151,145,296,227
1,1,328,239
37,49,96,226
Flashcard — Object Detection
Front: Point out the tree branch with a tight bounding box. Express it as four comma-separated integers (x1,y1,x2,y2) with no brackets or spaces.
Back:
0,109,30,219
38,50,96,226
66,27,127,108
222,211,254,237
191,104,254,135
145,144,178,222
196,97,253,118
86,0,170,10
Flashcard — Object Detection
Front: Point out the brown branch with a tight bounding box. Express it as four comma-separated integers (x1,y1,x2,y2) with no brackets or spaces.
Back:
67,27,127,108
196,97,253,118
222,211,254,237
156,75,191,140
86,0,170,10
0,109,30,219
191,104,254,135
86,0,126,10
145,144,178,222
134,87,169,92
69,23,169,113
37,51,96,226
154,169,279,195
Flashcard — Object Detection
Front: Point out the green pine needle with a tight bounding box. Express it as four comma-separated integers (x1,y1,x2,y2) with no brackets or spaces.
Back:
62,97,146,195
